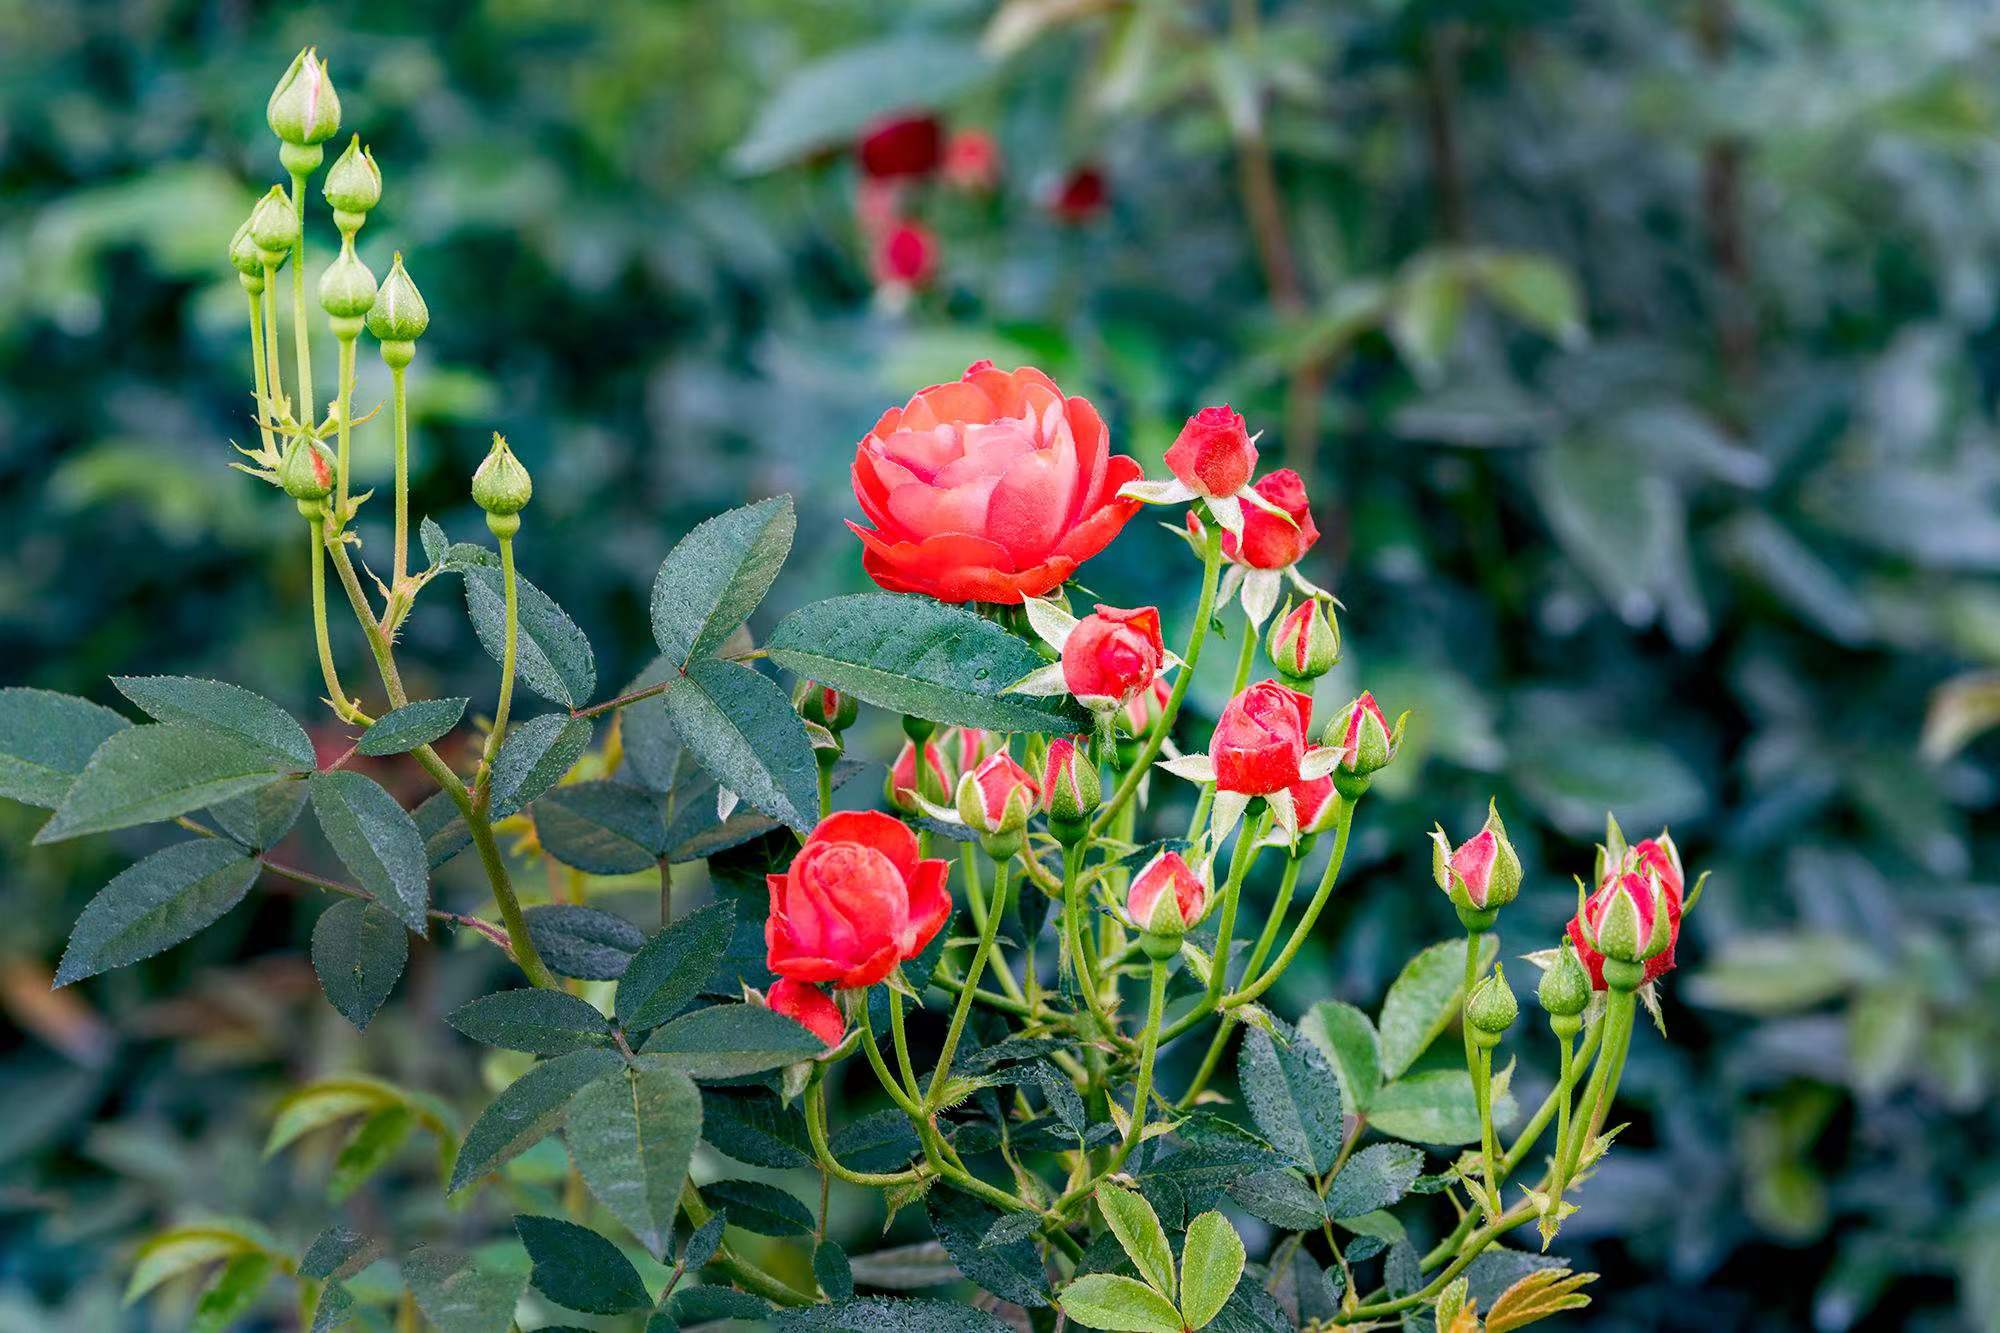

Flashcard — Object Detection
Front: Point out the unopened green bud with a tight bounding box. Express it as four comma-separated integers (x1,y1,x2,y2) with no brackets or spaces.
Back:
1466,965,1517,1045
1538,943,1591,1028
366,252,429,355
279,433,337,503
323,135,381,229
247,185,298,266
229,218,265,286
1040,737,1100,830
318,243,378,321
267,47,341,148
472,434,532,536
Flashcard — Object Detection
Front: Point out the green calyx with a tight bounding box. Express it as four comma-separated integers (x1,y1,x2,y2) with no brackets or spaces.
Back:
1466,965,1517,1042
472,433,533,521
323,134,382,222
247,185,298,265
279,433,337,503
318,242,378,320
366,252,430,345
1267,596,1341,680
1538,942,1591,1018
267,47,341,147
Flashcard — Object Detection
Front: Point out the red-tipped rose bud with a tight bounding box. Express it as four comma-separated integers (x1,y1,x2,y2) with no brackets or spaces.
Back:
858,112,943,179
1062,604,1164,712
1040,736,1101,835
1288,774,1342,837
1569,865,1682,991
955,751,1038,855
765,978,845,1049
948,727,995,783
873,220,938,288
1325,691,1400,795
1048,165,1107,222
1164,405,1257,500
942,128,1001,192
1213,680,1314,796
1127,849,1209,958
795,681,858,733
886,739,947,814
1267,597,1341,682
280,433,338,506
1430,800,1523,926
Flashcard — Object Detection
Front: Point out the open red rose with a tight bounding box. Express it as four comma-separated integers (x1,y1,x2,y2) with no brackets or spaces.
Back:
766,811,952,989
1189,468,1321,570
850,362,1144,603
1567,866,1685,990
1213,680,1314,795
1165,405,1256,499
766,978,845,1048
1062,604,1163,709
858,112,942,179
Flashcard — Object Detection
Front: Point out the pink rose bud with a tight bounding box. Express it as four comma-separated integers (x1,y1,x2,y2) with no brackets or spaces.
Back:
1061,604,1164,711
1048,165,1108,222
950,727,996,781
765,978,845,1049
942,128,1001,192
955,751,1038,847
873,220,938,288
1288,774,1342,836
765,812,952,989
1267,597,1341,681
1213,680,1314,795
857,112,943,179
1189,468,1322,570
1164,405,1257,499
1119,676,1174,738
1569,863,1684,990
1040,736,1101,830
1127,849,1209,944
1326,691,1398,778
886,738,947,814
1430,801,1523,919
1630,836,1684,900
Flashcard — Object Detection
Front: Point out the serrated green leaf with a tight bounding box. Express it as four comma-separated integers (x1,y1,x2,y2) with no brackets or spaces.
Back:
701,1085,813,1169
680,1211,727,1273
516,1214,652,1314
357,698,469,756
206,776,309,851
778,1296,1013,1332
489,715,593,819
461,562,596,709
527,904,647,981
329,1104,417,1202
450,1047,626,1193
1377,936,1498,1082
708,1177,815,1237
1299,999,1382,1116
310,771,430,933
652,495,795,666
1324,1142,1425,1220
663,657,818,834
37,724,300,843
311,897,408,1029
420,517,448,567
114,676,314,769
638,1003,825,1078
414,790,472,868
1058,1274,1184,1333
448,988,612,1055
830,1110,921,1173
190,1250,276,1332
1180,1211,1246,1330
617,900,737,1031
533,779,669,874
0,688,130,809
404,1245,529,1333
1225,1167,1326,1231
1095,1182,1174,1301
767,594,1087,733
1239,1022,1343,1174
671,1285,775,1324
815,1241,855,1302
565,1056,700,1259
310,1281,352,1333
1367,1070,1513,1148
298,1224,378,1282
55,840,259,986
918,1187,1045,1305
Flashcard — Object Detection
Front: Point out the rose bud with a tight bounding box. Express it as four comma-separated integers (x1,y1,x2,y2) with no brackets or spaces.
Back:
850,362,1142,603
1062,605,1164,713
1164,405,1257,500
280,434,338,508
472,433,533,538
858,111,943,179
1213,680,1314,796
366,253,430,369
1267,597,1340,682
1537,942,1591,1035
1569,867,1681,991
247,185,299,269
764,978,845,1049
318,244,378,323
950,727,995,780
1465,965,1518,1047
886,738,947,814
1119,676,1173,738
765,811,952,988
1228,469,1320,570
1127,849,1209,959
794,681,858,733
1289,774,1342,838
267,46,342,150
229,219,265,292
1430,800,1523,929
1047,164,1107,223
873,220,938,289
1324,691,1402,795
323,135,382,232
1040,736,1101,836
942,128,1001,192
1630,835,1684,900
955,752,1038,857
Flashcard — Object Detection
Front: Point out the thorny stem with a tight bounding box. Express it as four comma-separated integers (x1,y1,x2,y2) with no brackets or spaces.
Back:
961,842,1028,1006
1462,927,1497,1216
473,534,519,810
805,1078,924,1187
309,518,367,725
1228,795,1353,1007
679,1185,813,1307
1105,961,1167,1176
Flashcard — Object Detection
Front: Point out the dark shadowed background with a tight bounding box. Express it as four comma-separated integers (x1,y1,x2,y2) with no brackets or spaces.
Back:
3,1,1998,1329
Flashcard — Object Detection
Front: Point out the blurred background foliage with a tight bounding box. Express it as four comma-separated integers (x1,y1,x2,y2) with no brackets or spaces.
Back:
3,0,1999,1329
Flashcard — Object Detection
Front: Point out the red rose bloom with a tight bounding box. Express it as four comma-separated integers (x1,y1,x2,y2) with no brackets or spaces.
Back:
874,221,937,287
1062,604,1164,708
766,978,844,1048
1189,468,1321,570
849,362,1144,603
1567,866,1686,990
858,112,942,179
765,811,952,989
1164,405,1257,499
1212,680,1314,795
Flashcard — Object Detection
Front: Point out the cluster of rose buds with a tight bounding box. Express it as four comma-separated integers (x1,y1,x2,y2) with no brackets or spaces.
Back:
852,111,999,295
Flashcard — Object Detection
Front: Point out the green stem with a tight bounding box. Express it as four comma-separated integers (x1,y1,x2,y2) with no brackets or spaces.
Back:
1546,1021,1578,1202
806,1079,924,1186
247,290,276,457
854,999,924,1118
1227,795,1353,1007
1472,1042,1500,1218
886,988,923,1105
1156,811,1268,1045
927,859,1009,1108
308,518,367,725
1229,605,1260,692
1559,987,1634,1184
1092,518,1224,838
679,1184,814,1306
261,264,285,413
1106,961,1167,1174
657,856,673,928
288,171,314,428
1061,843,1124,1043
335,334,356,525
1176,841,1307,1109
474,535,519,810
391,362,408,590
962,843,1028,1005
816,753,835,821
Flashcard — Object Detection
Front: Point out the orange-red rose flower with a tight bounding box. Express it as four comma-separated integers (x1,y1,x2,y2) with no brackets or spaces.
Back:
766,978,845,1047
1213,680,1314,795
765,811,952,988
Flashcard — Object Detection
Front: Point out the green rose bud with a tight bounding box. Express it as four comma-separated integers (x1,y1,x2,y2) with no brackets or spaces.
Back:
1267,596,1341,682
279,433,338,505
323,135,382,230
247,185,298,267
1537,942,1591,1032
367,252,429,367
228,218,265,288
1041,736,1100,841
472,433,532,537
318,243,378,322
1466,965,1517,1045
267,47,341,148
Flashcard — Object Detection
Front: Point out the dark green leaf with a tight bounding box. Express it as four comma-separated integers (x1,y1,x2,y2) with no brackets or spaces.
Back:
1376,936,1497,1082
565,1056,701,1259
310,771,430,933
777,1297,1013,1332
816,1242,855,1302
516,1214,652,1314
449,1047,626,1193
707,1177,815,1237
651,495,795,666
461,562,596,709
639,1003,825,1078
681,1212,726,1273
55,839,259,985
1226,1168,1326,1231
206,776,309,851
619,657,682,793
310,1281,352,1333
1239,1022,1343,1174
618,900,738,1031
527,904,646,980
663,657,818,834
114,675,314,768
191,1251,276,1333
299,1224,378,1281
414,790,472,868
404,1245,529,1333
0,687,130,809
448,989,613,1055
357,698,469,756
36,723,299,843
767,594,1087,733
311,897,408,1030
533,780,669,874
670,1285,774,1323
489,715,593,819
927,1186,1049,1306
329,1105,417,1202
1324,1143,1425,1220
831,1110,921,1174
701,1085,813,1169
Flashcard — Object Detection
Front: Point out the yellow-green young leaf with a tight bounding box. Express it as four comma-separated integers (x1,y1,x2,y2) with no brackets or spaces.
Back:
36,724,300,843
565,1058,701,1260
190,1251,277,1333
1433,1275,1472,1330
54,840,260,986
450,1047,625,1194
1094,1181,1175,1301
650,495,795,667
125,1222,271,1304
0,687,129,809
267,1077,406,1156
1057,1274,1185,1333
1474,253,1585,347
1179,1211,1246,1330
329,1105,418,1202
1483,1267,1597,1331
310,771,431,932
